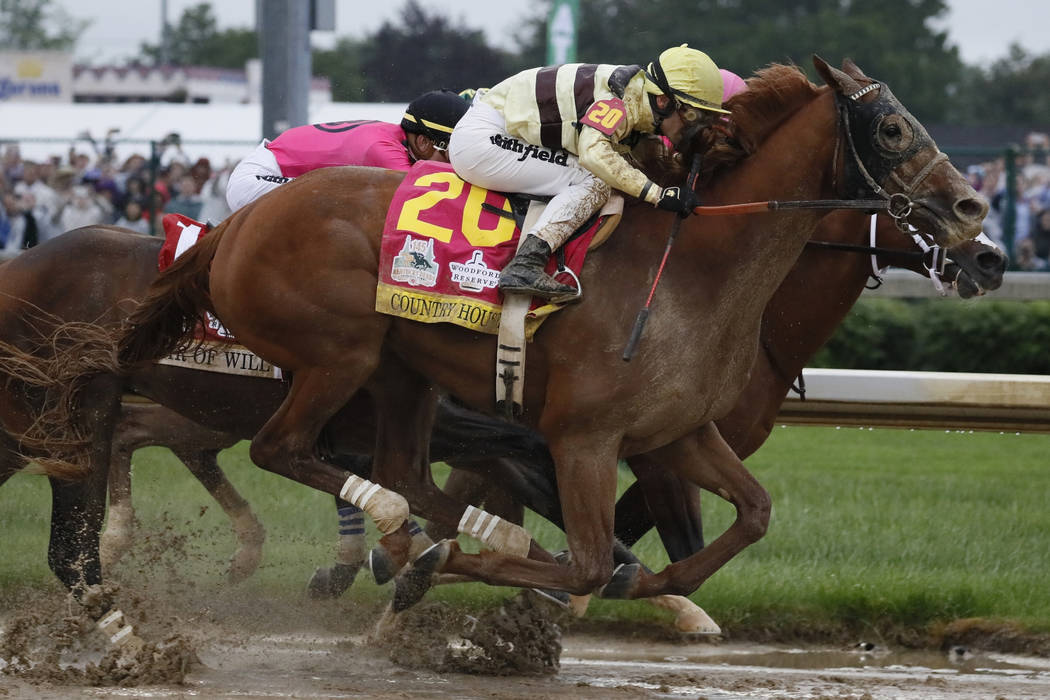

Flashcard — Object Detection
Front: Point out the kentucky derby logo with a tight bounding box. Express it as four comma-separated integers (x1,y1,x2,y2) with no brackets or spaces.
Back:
448,250,500,292
391,236,439,287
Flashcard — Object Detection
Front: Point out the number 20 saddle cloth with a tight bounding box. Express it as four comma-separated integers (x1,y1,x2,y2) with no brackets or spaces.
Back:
377,160,621,337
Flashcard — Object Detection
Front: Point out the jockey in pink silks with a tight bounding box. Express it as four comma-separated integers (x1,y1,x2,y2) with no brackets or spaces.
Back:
225,89,469,211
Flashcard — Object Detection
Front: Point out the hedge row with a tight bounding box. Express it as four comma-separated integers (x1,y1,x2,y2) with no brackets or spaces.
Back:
809,299,1050,374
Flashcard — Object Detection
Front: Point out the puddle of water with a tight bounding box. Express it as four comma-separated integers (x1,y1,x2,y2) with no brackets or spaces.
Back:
563,635,1048,677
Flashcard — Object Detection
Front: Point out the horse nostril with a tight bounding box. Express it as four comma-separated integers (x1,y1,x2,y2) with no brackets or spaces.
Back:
955,196,989,221
977,251,1006,273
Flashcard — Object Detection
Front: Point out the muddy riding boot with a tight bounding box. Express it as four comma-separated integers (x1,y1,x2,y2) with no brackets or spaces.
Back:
499,235,579,303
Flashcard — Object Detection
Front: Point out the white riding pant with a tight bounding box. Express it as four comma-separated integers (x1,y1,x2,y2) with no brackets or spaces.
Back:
448,101,611,249
225,140,291,212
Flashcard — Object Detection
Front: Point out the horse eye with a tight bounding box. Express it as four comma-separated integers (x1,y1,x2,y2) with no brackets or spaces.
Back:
875,116,913,153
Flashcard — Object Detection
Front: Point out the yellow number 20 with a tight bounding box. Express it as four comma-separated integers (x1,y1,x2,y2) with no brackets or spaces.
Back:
397,172,515,247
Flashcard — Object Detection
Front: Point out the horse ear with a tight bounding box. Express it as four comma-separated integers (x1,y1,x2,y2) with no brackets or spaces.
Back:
840,58,871,83
812,54,862,96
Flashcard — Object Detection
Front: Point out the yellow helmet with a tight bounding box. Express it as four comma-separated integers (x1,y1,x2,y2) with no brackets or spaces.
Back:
644,44,729,114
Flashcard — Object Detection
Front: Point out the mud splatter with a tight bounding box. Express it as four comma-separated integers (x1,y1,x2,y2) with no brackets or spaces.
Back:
0,584,197,686
386,590,565,675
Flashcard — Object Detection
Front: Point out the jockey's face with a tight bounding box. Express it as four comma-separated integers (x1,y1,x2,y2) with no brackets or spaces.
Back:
660,109,687,148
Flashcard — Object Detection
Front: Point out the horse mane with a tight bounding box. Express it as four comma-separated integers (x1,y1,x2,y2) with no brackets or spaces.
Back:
632,63,824,190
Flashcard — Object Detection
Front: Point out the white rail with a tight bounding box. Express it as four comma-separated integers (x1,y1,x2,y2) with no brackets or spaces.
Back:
779,369,1050,432
866,269,1050,300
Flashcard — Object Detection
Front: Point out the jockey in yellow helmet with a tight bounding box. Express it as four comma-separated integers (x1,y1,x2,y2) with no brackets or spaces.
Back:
448,45,728,302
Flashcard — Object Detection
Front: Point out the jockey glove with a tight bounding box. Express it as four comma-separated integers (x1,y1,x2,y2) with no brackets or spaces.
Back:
656,186,700,217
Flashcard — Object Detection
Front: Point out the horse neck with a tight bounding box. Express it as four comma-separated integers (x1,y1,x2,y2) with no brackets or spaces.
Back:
674,91,843,330
758,209,876,381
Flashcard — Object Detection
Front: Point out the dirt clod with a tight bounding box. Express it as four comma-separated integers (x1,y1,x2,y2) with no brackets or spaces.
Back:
385,590,564,675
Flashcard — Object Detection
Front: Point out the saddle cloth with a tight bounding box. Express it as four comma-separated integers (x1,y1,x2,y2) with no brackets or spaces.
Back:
376,160,618,336
156,213,282,380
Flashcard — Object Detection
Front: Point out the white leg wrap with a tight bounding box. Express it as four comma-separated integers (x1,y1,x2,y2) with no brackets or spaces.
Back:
649,595,721,635
96,608,146,654
457,505,531,557
339,474,409,535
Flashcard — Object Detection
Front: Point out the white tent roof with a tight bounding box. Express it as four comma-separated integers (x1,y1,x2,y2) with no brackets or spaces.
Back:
0,101,409,165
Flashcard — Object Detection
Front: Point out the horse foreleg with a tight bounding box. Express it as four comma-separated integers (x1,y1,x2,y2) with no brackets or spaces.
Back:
307,495,367,599
424,468,520,541
607,423,771,599
425,434,620,595
307,451,375,598
625,455,706,561
247,358,410,528
174,447,266,583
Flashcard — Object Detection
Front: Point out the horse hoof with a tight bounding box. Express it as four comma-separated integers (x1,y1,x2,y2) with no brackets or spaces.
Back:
306,563,361,599
368,545,399,585
392,568,433,613
391,540,450,613
677,609,722,636
597,563,641,599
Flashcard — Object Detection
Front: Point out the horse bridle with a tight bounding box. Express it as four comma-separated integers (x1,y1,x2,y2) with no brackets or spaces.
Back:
835,80,949,234
804,215,948,293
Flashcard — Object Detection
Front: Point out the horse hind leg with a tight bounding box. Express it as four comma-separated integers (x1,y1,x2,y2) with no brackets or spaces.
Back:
48,471,109,599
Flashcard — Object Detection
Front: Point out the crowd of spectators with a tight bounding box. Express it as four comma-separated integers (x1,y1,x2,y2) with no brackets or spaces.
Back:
966,131,1050,271
4,128,1050,270
0,131,234,253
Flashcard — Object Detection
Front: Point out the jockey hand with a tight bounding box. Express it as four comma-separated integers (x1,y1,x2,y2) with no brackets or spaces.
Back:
655,186,700,217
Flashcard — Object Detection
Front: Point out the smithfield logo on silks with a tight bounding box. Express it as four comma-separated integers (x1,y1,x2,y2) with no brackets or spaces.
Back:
391,236,439,287
449,250,500,292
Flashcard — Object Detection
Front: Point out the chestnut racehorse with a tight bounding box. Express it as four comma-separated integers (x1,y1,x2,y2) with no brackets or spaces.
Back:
110,57,986,601
94,213,1004,591
0,212,1002,627
0,229,552,598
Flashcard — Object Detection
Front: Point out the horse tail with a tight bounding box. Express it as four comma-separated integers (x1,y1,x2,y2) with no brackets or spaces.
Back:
0,312,120,481
117,220,228,368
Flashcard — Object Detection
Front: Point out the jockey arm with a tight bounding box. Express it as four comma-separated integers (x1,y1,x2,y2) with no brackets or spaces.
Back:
577,124,662,206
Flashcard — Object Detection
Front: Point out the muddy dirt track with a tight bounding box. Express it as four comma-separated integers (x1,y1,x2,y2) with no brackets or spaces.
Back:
3,586,1050,700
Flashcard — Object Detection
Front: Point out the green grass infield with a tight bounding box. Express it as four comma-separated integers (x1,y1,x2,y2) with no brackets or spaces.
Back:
2,425,1048,647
